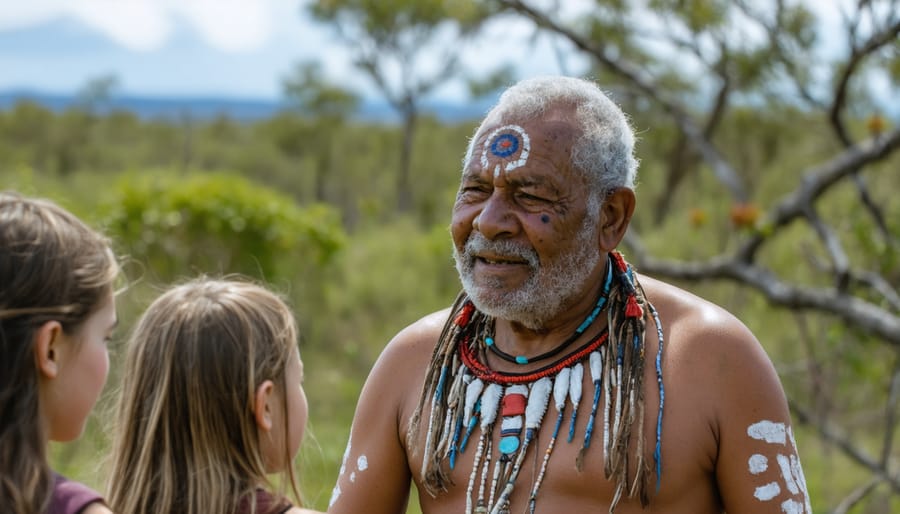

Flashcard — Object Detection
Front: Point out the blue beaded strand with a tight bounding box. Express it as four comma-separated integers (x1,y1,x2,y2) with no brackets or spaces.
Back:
650,304,666,492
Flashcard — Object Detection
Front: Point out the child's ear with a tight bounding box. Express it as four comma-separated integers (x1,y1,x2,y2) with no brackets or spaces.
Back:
254,380,276,432
33,320,62,379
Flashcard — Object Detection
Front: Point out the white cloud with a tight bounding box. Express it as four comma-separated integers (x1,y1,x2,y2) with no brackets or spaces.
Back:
72,0,170,51
173,0,271,53
0,0,281,52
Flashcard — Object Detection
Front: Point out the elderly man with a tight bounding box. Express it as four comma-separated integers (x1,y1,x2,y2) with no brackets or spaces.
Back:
327,76,812,514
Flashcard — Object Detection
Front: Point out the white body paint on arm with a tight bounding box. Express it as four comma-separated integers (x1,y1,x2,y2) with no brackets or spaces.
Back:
745,421,813,513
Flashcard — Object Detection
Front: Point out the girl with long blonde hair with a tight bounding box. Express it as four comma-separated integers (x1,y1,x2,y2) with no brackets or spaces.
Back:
107,278,318,514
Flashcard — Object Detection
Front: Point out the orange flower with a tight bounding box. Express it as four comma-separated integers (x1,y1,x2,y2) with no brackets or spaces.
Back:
867,114,886,137
688,207,708,228
730,203,760,229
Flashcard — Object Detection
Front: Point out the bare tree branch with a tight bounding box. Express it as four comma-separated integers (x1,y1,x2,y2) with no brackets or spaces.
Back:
830,477,882,514
805,205,851,290
496,0,749,202
735,0,826,109
882,361,900,467
829,17,900,146
739,127,900,261
624,128,900,343
789,399,900,493
626,248,900,346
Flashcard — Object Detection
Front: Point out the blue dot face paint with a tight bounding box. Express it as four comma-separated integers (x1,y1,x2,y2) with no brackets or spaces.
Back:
480,125,532,179
490,133,520,158
541,214,550,224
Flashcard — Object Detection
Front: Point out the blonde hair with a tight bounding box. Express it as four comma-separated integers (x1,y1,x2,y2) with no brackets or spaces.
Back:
0,191,119,514
108,278,301,514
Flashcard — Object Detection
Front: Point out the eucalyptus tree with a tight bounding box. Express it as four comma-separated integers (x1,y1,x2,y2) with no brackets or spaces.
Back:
309,0,491,212
276,61,359,204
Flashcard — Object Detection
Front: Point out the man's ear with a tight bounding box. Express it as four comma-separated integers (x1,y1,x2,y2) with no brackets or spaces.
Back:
598,188,636,251
254,380,276,432
33,320,62,379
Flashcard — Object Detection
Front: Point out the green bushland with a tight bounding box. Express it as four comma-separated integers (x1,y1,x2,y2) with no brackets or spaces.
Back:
1,101,897,513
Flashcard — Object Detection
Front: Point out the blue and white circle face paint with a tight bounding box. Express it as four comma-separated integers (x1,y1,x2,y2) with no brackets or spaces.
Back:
481,124,531,179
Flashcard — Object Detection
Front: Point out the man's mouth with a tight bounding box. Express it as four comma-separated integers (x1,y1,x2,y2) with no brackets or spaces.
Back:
476,255,527,265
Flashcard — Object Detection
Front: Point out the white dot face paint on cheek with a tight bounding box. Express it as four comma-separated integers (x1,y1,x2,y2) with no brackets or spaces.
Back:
747,420,787,444
350,472,356,483
748,454,768,475
754,482,781,501
357,455,369,471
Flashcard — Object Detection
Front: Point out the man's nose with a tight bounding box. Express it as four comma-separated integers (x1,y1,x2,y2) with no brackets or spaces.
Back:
473,189,518,240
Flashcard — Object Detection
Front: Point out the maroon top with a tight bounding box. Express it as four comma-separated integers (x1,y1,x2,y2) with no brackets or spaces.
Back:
235,489,293,514
46,473,105,514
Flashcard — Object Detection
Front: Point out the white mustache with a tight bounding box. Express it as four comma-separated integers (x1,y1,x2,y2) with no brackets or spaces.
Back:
463,233,539,268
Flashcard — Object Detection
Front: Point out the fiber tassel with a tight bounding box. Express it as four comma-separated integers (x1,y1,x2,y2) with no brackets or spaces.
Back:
467,384,502,514
625,294,643,318
529,371,571,513
421,363,449,477
454,302,475,327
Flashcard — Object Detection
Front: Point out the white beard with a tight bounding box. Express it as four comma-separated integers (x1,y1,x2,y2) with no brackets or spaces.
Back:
453,214,601,330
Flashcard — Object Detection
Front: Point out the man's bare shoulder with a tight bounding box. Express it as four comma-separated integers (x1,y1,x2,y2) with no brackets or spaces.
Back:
640,274,783,397
639,273,786,418
362,307,453,399
640,274,760,352
376,307,452,364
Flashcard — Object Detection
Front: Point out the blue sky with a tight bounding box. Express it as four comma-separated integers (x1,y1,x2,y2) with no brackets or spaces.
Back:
0,0,894,115
0,0,587,104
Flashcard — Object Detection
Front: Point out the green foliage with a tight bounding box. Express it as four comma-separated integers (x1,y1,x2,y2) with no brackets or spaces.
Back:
282,61,360,119
781,5,817,49
647,0,727,31
101,171,345,283
311,0,485,33
466,65,516,99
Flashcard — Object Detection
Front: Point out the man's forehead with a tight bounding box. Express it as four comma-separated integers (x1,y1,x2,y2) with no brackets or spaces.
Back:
479,124,531,175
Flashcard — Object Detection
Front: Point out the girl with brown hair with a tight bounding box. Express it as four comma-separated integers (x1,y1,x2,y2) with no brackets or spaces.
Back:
107,278,319,514
0,191,119,514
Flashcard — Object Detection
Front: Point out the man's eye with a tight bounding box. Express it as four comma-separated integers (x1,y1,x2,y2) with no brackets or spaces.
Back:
460,186,489,196
518,192,547,202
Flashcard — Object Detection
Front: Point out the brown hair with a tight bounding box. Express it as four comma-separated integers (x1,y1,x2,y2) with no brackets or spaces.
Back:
0,191,119,514
108,278,302,514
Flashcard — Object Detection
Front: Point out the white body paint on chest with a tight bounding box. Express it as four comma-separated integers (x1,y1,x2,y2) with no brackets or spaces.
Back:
745,420,812,513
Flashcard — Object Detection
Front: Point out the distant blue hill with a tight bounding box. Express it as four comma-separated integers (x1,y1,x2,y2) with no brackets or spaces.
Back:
0,89,492,124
